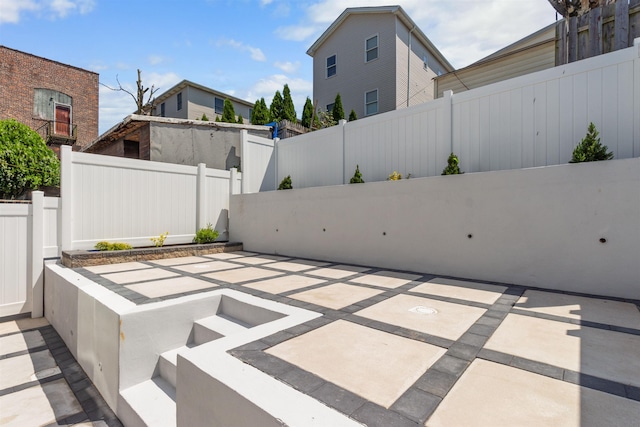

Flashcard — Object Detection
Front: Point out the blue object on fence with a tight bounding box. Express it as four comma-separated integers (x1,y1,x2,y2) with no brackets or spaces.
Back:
266,121,278,139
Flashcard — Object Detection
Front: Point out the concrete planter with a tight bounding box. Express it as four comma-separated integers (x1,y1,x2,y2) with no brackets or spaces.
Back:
61,241,242,268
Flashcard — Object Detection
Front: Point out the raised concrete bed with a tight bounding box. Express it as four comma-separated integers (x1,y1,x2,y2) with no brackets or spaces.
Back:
61,241,243,268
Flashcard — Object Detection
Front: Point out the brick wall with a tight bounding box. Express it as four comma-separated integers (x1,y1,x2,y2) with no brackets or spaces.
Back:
0,46,99,148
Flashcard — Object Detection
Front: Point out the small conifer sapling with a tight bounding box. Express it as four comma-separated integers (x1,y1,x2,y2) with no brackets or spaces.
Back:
278,175,292,190
570,122,613,163
350,165,364,183
442,153,464,175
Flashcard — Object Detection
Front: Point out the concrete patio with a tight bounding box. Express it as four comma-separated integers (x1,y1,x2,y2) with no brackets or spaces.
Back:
4,251,640,426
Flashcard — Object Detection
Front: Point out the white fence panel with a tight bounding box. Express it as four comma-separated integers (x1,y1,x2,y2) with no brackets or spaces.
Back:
275,41,639,187
452,42,640,172
345,97,450,181
60,147,233,250
205,169,232,240
277,124,343,188
43,197,60,258
240,131,276,193
0,203,29,317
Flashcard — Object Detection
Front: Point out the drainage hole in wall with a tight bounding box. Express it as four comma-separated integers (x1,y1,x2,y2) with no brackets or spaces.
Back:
467,234,473,239
276,229,278,232
383,232,386,236
599,238,607,243
323,228,326,232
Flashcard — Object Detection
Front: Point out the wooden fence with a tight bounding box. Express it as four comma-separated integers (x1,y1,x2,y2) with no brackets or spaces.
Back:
557,0,640,64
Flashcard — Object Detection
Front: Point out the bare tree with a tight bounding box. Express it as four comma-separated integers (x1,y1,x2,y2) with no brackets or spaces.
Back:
101,69,159,115
547,0,616,18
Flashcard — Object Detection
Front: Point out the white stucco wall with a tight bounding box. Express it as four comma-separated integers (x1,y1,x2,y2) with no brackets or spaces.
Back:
230,157,640,300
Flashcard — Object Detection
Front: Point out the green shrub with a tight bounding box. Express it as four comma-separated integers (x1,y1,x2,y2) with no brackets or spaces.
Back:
95,241,132,251
348,109,357,121
194,223,219,244
278,175,292,190
0,119,60,199
350,165,364,183
570,122,613,163
150,232,169,247
442,153,464,175
201,113,209,121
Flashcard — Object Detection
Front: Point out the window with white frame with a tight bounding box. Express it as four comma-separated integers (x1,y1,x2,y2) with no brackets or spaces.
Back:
365,35,378,62
365,89,378,115
177,92,183,110
160,102,165,117
326,54,336,78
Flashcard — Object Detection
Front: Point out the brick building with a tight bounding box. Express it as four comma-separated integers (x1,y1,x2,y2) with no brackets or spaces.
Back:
0,46,99,153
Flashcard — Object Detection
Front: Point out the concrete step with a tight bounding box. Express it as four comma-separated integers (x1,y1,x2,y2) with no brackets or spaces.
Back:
192,314,249,345
158,346,189,389
120,377,176,427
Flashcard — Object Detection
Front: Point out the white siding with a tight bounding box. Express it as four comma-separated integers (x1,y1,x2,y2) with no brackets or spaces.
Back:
312,13,397,119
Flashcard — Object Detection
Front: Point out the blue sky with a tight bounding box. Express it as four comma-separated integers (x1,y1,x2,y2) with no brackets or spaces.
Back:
0,0,558,134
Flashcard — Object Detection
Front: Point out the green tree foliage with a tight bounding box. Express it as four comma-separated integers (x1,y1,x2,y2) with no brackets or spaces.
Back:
316,108,336,129
442,153,464,175
301,97,314,128
251,97,271,125
278,175,292,190
0,119,60,199
221,98,236,123
237,115,244,124
200,113,209,121
350,165,364,183
282,84,297,122
270,90,284,123
570,122,613,163
348,109,357,121
332,93,345,122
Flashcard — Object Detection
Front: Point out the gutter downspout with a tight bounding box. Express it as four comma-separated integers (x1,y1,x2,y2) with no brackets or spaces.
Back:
407,26,416,108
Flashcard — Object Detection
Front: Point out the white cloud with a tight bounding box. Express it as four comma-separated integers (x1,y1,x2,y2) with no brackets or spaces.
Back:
216,38,266,62
99,71,181,134
274,61,300,74
274,0,556,68
260,0,273,5
0,0,38,24
148,55,166,66
0,0,95,23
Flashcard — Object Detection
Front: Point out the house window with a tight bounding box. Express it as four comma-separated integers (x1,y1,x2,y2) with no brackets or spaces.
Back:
160,102,165,117
365,89,378,116
326,54,336,78
177,93,183,110
326,103,334,113
214,97,224,114
366,35,378,62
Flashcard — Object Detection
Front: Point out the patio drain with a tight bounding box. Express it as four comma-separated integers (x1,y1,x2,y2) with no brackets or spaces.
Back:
409,306,438,315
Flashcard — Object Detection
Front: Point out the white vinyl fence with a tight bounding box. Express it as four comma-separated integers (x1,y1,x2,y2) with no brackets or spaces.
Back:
240,130,277,193
1,148,241,318
0,193,55,318
276,39,640,188
60,146,239,250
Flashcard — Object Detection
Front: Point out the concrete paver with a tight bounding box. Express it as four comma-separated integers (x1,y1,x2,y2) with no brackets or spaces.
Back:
355,294,487,341
426,359,640,427
290,283,384,310
266,319,446,408
412,278,506,304
485,313,640,387
0,318,122,427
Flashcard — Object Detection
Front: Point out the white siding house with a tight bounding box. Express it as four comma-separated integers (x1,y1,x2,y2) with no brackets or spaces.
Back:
307,6,454,119
153,80,254,123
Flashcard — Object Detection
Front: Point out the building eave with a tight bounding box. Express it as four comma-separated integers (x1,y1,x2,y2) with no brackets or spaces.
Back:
153,79,255,109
